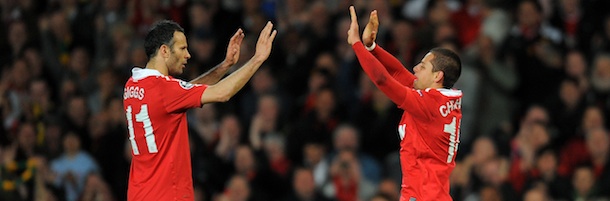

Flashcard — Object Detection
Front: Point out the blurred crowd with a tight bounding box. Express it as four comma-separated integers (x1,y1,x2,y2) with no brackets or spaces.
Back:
1,0,610,201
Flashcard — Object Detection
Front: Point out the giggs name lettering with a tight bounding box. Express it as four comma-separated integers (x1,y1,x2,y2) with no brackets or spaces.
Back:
439,98,461,117
124,86,145,100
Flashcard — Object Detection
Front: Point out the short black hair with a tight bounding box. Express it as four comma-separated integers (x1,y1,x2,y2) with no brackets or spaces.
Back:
144,20,185,59
430,48,462,88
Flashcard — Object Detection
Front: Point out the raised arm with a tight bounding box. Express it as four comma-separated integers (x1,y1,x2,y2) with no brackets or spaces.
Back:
348,7,407,105
362,10,415,87
189,29,245,85
200,22,277,104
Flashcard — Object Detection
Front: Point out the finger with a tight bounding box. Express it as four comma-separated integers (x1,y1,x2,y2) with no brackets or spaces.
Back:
258,22,271,43
262,21,273,38
236,29,245,44
369,11,376,24
269,30,278,43
349,6,357,23
230,29,240,42
237,28,244,38
235,28,244,47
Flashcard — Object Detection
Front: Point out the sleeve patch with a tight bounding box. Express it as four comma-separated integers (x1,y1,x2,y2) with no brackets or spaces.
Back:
179,81,194,89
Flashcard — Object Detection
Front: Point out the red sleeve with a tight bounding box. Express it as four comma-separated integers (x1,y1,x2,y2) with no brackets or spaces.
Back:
160,78,207,113
353,42,406,105
399,89,438,120
353,42,430,119
370,44,416,87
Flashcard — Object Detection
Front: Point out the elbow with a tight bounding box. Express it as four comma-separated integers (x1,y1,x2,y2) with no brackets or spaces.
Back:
218,95,231,102
373,74,388,86
217,91,233,102
367,68,388,86
215,93,231,102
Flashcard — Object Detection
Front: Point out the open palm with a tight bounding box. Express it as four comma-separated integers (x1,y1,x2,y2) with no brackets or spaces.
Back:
363,10,379,47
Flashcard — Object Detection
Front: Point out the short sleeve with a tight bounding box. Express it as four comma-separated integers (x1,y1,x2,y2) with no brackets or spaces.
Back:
160,78,207,113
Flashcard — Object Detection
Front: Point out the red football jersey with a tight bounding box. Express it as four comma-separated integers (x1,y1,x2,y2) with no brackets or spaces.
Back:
353,42,462,201
123,68,207,201
397,88,462,201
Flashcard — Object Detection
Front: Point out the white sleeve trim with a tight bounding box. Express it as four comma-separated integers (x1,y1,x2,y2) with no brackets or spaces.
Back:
365,42,376,51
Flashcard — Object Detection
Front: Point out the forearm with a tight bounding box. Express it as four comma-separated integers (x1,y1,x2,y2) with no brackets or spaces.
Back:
369,43,415,86
201,57,265,103
189,61,232,85
353,42,407,105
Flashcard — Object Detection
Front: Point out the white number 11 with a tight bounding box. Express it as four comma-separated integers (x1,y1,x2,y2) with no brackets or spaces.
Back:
444,117,460,163
126,104,158,155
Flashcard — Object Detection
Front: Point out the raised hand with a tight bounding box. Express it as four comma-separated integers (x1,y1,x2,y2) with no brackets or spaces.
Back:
363,10,379,47
224,29,245,66
253,21,278,62
347,6,361,45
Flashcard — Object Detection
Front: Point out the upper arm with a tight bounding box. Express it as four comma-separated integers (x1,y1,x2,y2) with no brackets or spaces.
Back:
371,45,416,87
199,84,229,104
160,78,207,113
354,42,409,106
398,89,436,120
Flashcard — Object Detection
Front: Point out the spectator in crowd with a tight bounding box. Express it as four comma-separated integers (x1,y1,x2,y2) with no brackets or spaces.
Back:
584,128,610,198
50,132,100,201
217,175,253,201
327,123,382,185
570,165,603,200
322,149,376,201
501,0,564,109
522,187,550,201
282,167,333,201
376,178,400,201
591,53,610,119
546,78,587,148
452,136,500,199
523,146,571,200
302,141,330,188
232,145,287,201
558,105,605,177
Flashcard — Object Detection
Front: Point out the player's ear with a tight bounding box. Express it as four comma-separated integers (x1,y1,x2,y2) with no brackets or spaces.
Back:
434,71,444,84
159,44,170,58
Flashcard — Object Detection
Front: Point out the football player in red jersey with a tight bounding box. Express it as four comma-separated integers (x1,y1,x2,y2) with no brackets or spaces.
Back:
347,6,463,201
123,20,276,201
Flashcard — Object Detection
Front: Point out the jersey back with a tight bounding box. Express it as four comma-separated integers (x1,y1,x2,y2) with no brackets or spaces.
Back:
397,88,462,201
123,68,206,201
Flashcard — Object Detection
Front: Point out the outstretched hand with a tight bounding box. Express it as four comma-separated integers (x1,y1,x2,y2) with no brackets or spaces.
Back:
224,29,245,66
363,10,379,47
253,21,278,62
347,6,361,45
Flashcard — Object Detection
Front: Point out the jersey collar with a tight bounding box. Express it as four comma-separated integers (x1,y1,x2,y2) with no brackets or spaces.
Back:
436,88,463,97
131,67,164,81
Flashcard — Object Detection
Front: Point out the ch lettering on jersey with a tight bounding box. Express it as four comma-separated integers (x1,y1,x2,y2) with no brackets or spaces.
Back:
439,98,462,117
124,86,145,100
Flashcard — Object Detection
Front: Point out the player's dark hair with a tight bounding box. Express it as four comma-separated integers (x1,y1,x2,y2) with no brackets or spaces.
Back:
144,20,185,59
430,48,461,88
